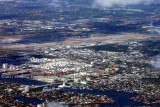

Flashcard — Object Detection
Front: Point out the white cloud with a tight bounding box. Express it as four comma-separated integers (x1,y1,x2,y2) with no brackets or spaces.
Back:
93,0,155,7
47,102,69,107
48,0,61,8
151,55,160,68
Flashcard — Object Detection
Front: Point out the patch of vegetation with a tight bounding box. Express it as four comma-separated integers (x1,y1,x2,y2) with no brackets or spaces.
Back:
139,40,160,56
143,77,160,85
86,44,129,52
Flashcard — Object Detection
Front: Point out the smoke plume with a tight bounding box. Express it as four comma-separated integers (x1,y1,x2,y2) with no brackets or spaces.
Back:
93,0,155,7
